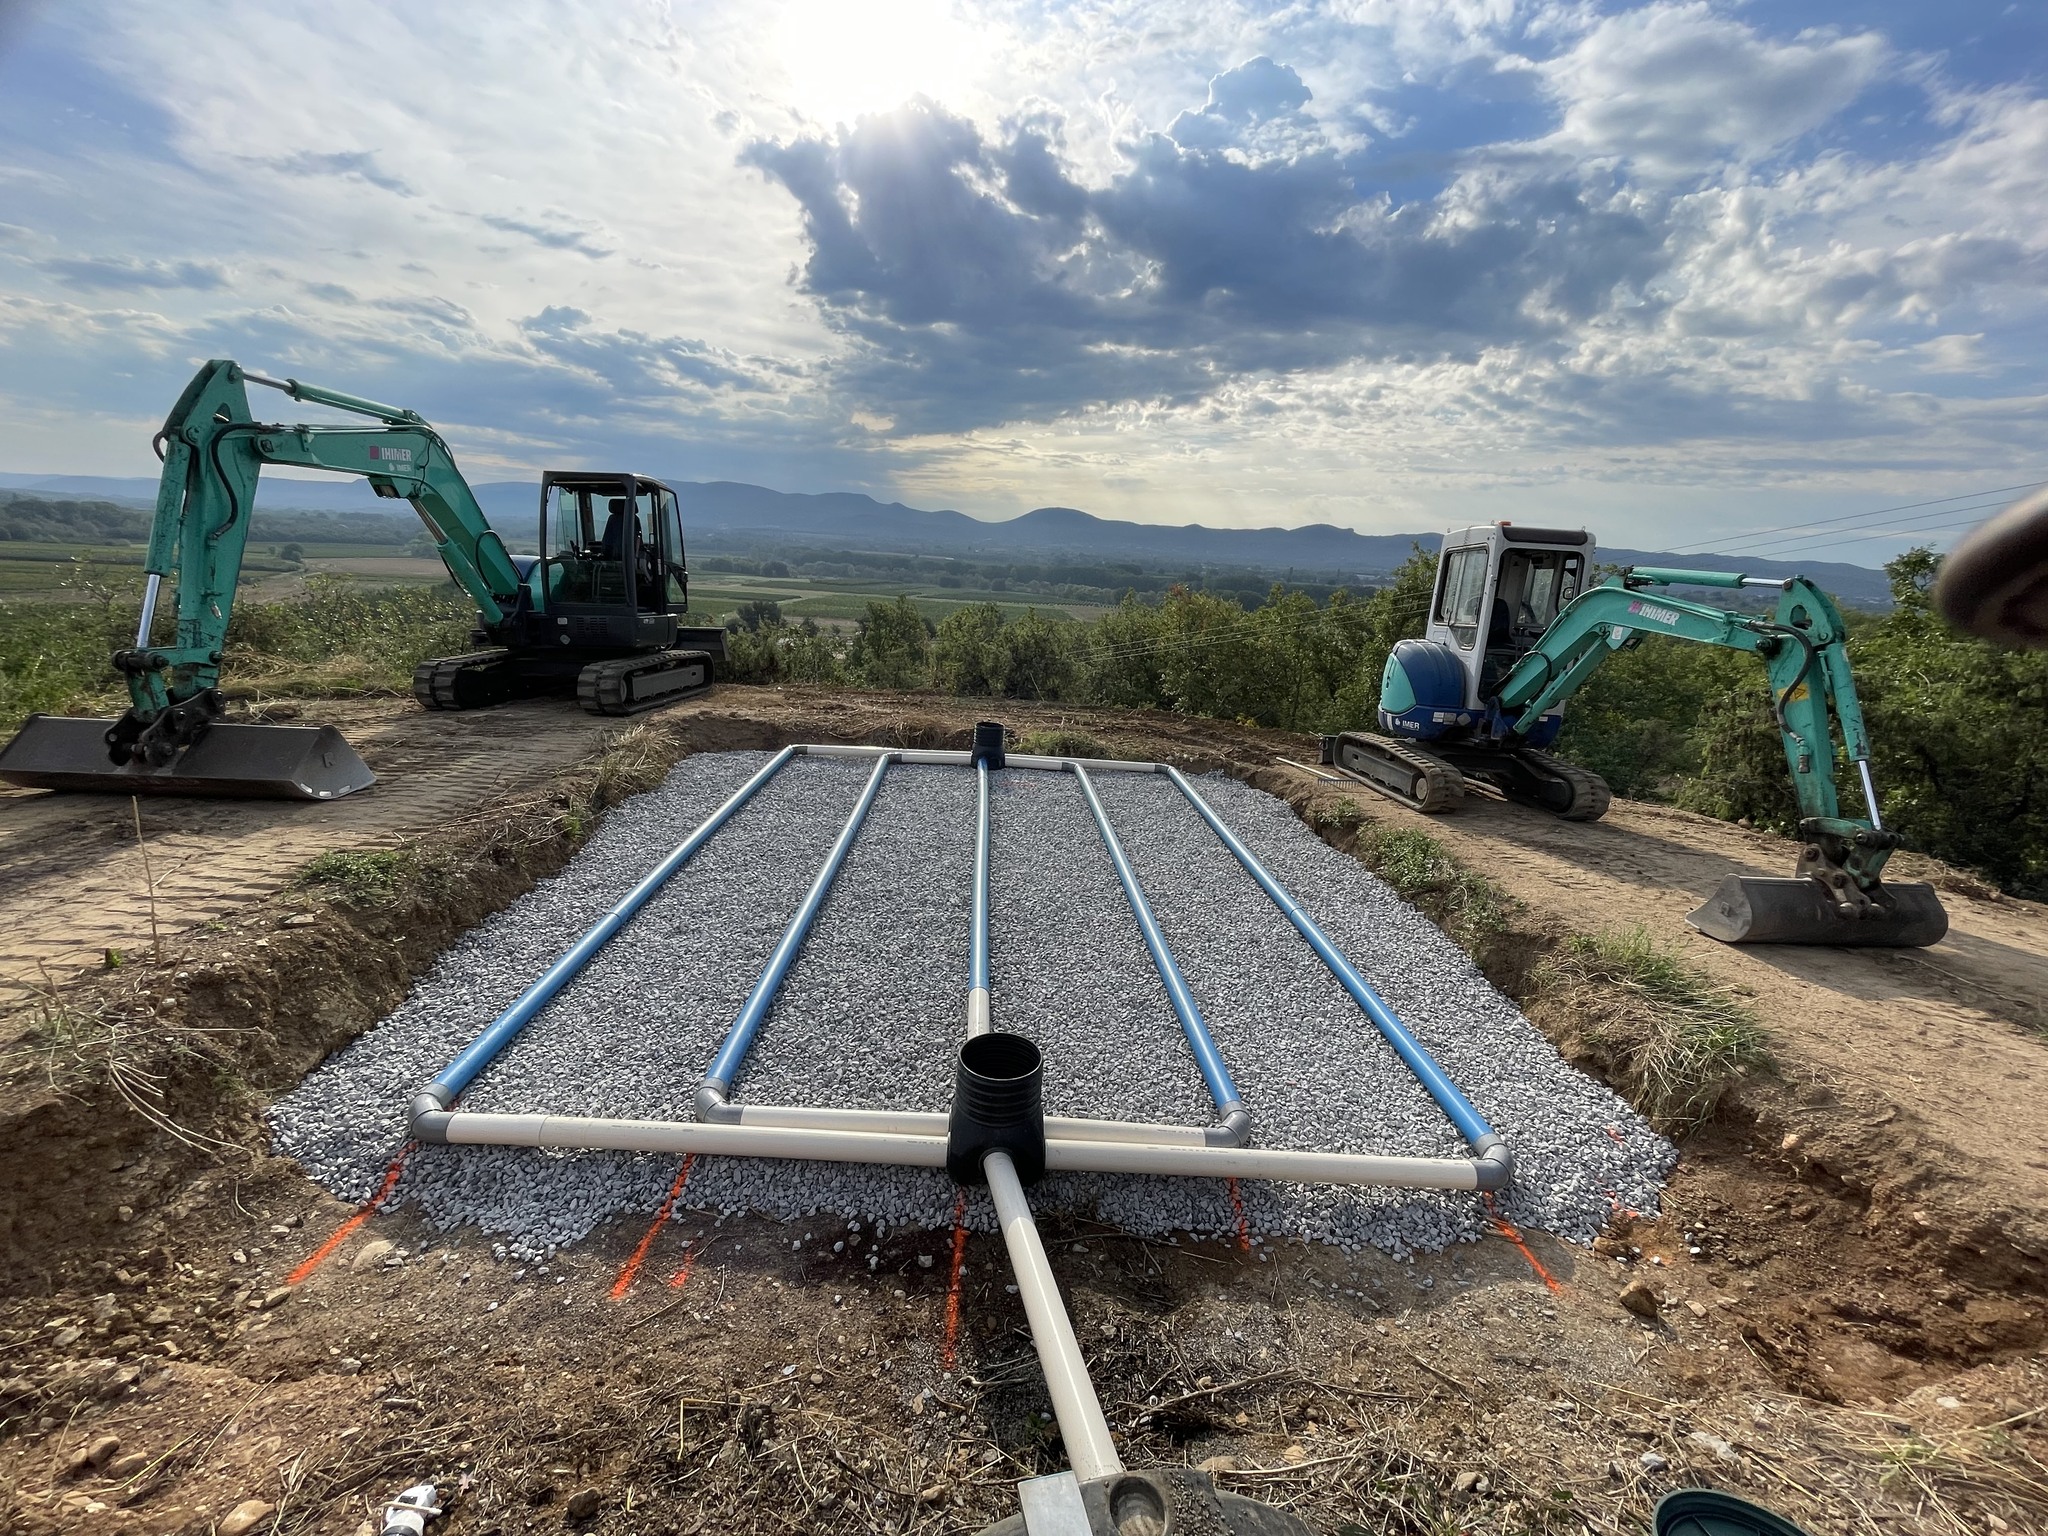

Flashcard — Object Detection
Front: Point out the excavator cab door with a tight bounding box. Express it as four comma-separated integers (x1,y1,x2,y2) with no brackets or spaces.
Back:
537,473,663,647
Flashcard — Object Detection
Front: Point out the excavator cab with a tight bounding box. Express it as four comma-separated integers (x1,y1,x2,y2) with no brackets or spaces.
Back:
1402,524,1594,745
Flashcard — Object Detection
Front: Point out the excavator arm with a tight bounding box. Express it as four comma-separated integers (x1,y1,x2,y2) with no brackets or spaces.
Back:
116,359,529,766
1494,569,1866,825
1490,566,1943,943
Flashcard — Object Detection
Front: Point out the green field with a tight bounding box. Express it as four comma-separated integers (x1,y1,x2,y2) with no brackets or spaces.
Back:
689,574,1099,624
0,545,1100,621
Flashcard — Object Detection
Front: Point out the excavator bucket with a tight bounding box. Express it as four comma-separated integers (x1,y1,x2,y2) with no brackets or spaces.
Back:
1687,875,1948,948
0,715,375,801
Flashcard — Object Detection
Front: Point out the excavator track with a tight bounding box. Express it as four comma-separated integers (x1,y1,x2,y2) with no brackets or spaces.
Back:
1327,731,1467,813
576,650,714,717
413,650,522,712
1505,747,1611,822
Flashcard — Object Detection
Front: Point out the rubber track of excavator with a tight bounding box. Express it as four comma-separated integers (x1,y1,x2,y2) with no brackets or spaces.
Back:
412,650,517,712
1330,732,1467,813
1511,747,1611,822
576,650,713,717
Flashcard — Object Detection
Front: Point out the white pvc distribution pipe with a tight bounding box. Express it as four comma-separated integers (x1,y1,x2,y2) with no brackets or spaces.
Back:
709,1102,1211,1147
984,1150,1124,1483
433,1110,1488,1187
794,743,1159,774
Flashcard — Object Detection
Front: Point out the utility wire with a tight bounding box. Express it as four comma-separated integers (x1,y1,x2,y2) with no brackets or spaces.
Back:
1666,478,2046,558
1696,496,2020,561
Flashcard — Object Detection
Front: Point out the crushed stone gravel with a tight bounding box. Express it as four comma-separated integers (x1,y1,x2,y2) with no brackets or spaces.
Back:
270,749,1673,1261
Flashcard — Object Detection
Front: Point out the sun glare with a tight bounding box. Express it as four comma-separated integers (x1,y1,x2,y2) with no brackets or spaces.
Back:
771,0,991,126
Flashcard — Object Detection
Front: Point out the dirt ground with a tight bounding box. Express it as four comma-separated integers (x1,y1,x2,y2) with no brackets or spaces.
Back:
1,687,2043,1536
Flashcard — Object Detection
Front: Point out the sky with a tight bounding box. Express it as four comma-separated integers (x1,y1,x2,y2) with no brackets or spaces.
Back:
0,0,2043,563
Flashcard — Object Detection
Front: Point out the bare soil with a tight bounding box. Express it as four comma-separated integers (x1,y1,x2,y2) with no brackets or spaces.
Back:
1,688,2043,1535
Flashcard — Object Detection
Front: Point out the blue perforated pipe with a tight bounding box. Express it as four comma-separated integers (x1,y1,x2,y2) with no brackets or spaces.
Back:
426,747,798,1101
972,761,991,996
1071,763,1245,1120
700,751,893,1094
1161,764,1499,1154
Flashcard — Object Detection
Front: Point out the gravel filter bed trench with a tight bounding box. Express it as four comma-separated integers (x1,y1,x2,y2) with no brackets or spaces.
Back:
270,750,1673,1261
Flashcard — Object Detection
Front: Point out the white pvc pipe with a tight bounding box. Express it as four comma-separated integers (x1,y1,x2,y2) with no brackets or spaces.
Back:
966,987,992,1037
440,1113,950,1165
722,1103,1208,1148
985,1150,1123,1483
1044,1138,1485,1190
1003,753,1162,774
794,743,1160,774
440,1110,1476,1184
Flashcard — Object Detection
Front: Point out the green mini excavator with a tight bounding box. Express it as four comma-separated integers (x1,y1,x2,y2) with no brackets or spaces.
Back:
1324,522,1948,947
0,359,725,801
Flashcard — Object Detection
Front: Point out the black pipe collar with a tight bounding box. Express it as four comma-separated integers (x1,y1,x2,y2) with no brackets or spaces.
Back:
972,719,1007,769
947,1031,1044,1185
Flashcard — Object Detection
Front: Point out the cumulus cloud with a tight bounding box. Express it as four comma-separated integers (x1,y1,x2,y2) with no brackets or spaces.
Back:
1,0,2044,545
1539,3,1889,176
1167,57,1314,149
745,99,1670,431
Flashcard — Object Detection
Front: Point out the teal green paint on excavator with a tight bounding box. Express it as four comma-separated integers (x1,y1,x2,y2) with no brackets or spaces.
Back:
129,360,528,729
0,359,724,800
1491,569,1890,887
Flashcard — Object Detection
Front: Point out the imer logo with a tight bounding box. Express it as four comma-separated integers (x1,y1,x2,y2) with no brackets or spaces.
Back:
367,445,412,463
1627,599,1681,626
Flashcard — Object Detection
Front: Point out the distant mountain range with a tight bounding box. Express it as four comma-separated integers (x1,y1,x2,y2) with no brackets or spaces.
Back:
0,471,1895,606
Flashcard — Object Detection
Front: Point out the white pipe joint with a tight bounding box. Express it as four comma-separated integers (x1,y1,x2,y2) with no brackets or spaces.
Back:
966,987,992,1037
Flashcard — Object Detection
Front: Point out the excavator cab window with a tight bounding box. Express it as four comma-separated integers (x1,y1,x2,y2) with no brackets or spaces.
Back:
632,486,664,611
542,483,630,606
1494,548,1584,647
1435,546,1489,650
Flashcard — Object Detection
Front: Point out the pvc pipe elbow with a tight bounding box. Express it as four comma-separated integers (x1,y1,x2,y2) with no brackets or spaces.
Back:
1471,1134,1514,1191
1204,1105,1253,1147
408,1086,454,1144
694,1080,740,1122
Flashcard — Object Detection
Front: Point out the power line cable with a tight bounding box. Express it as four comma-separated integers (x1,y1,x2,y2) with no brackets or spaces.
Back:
1696,496,2019,561
1663,478,2047,555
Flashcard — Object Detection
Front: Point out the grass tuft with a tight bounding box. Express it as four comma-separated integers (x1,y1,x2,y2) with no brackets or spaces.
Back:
1349,822,1514,951
1014,727,1109,759
1535,924,1769,1132
297,847,418,907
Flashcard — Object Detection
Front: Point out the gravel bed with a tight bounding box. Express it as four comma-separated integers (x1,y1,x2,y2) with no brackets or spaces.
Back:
271,749,1673,1261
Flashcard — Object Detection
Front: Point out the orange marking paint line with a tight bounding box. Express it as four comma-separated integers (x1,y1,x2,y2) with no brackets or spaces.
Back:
609,1154,697,1301
667,1243,697,1291
288,1148,410,1286
1482,1194,1562,1293
940,1190,969,1369
1226,1177,1252,1254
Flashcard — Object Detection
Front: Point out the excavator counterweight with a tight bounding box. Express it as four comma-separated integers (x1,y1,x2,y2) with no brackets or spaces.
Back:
0,361,721,801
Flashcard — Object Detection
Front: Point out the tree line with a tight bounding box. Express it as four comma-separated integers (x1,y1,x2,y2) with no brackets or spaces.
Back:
722,548,2048,896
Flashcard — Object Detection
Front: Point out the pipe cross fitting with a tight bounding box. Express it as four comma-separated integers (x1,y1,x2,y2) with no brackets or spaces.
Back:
947,1032,1045,1186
